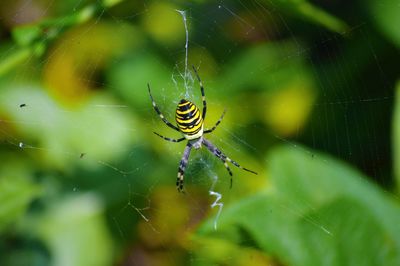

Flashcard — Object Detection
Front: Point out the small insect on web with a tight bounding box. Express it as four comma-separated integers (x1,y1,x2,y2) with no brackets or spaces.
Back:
148,66,257,192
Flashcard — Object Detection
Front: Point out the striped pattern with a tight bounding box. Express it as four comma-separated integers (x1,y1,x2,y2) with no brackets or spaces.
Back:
175,99,203,137
148,68,257,193
192,66,207,119
177,142,193,192
148,84,180,132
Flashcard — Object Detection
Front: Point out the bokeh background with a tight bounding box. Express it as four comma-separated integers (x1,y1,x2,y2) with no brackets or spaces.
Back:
0,0,400,265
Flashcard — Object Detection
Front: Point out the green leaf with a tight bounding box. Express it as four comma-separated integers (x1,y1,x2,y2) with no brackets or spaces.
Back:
368,0,400,48
107,53,172,108
0,47,32,77
34,194,113,266
196,145,400,266
261,0,349,34
0,167,40,232
0,86,135,170
103,0,123,8
220,42,315,93
393,81,400,191
12,25,42,47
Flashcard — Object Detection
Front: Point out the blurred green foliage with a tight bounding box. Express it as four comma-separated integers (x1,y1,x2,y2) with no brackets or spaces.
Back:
393,82,400,191
368,0,400,49
0,0,399,266
196,146,400,265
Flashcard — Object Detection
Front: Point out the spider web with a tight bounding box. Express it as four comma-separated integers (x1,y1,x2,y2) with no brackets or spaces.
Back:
0,0,396,265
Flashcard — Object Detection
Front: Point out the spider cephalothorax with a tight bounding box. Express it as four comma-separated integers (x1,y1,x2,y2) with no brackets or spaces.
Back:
148,66,257,192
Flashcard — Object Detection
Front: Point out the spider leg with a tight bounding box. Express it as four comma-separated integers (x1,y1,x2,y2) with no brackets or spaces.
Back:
202,138,257,181
148,83,180,132
153,132,185,142
177,142,193,192
204,109,226,134
192,66,206,120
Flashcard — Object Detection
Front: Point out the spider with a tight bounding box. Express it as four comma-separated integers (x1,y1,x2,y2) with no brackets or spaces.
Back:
148,66,257,192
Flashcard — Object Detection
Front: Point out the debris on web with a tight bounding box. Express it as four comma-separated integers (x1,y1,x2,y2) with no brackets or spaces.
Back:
209,174,224,230
209,190,223,230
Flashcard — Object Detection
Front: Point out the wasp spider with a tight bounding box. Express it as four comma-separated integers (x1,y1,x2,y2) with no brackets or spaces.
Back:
148,66,257,192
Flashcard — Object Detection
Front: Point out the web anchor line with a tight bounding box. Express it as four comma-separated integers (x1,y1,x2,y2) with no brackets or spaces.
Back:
176,9,190,98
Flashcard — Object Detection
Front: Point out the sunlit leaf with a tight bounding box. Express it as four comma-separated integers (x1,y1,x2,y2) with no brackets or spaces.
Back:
262,0,349,33
220,42,316,135
142,2,186,45
264,84,315,136
393,81,400,191
221,42,313,92
44,22,141,106
0,165,40,232
368,0,400,48
12,25,42,47
0,47,32,76
107,52,172,109
34,194,113,266
0,86,135,170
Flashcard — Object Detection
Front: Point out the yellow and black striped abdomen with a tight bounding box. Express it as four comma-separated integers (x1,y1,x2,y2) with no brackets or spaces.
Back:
176,99,204,139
